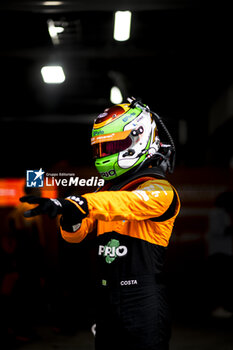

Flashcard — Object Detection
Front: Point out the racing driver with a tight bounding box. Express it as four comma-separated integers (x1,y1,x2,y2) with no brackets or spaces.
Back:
20,97,180,350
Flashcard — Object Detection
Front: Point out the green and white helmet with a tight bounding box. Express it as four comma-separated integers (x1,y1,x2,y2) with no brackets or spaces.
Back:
91,99,160,180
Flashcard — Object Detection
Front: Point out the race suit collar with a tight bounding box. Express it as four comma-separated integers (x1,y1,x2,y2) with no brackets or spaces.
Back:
98,166,166,192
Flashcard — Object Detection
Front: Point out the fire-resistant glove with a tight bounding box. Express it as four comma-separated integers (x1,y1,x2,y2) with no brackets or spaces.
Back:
19,195,88,232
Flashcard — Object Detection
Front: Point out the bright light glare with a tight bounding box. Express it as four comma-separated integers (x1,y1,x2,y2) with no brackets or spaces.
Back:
43,1,63,5
114,11,132,41
47,19,64,45
110,86,123,104
48,25,64,38
41,66,65,84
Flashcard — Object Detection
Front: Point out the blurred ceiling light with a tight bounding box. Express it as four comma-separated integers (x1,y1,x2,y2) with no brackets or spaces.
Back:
43,1,63,5
47,19,64,45
41,66,65,84
114,11,132,41
110,86,123,104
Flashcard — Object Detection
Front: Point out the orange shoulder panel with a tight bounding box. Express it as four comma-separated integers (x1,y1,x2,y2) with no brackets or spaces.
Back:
83,179,175,222
93,179,180,246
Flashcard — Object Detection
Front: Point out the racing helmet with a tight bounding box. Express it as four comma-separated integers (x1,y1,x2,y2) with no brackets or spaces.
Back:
91,99,160,181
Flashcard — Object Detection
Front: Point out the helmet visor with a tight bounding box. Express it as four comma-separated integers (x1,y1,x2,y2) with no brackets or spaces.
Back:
93,136,132,158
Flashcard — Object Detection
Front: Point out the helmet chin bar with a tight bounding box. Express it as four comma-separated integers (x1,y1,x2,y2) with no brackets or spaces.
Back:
127,97,176,174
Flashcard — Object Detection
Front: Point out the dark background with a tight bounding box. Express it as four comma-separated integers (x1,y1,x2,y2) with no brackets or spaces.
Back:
0,1,233,349
0,0,232,174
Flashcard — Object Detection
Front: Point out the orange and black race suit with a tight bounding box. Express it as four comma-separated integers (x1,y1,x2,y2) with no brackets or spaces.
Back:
60,169,180,350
